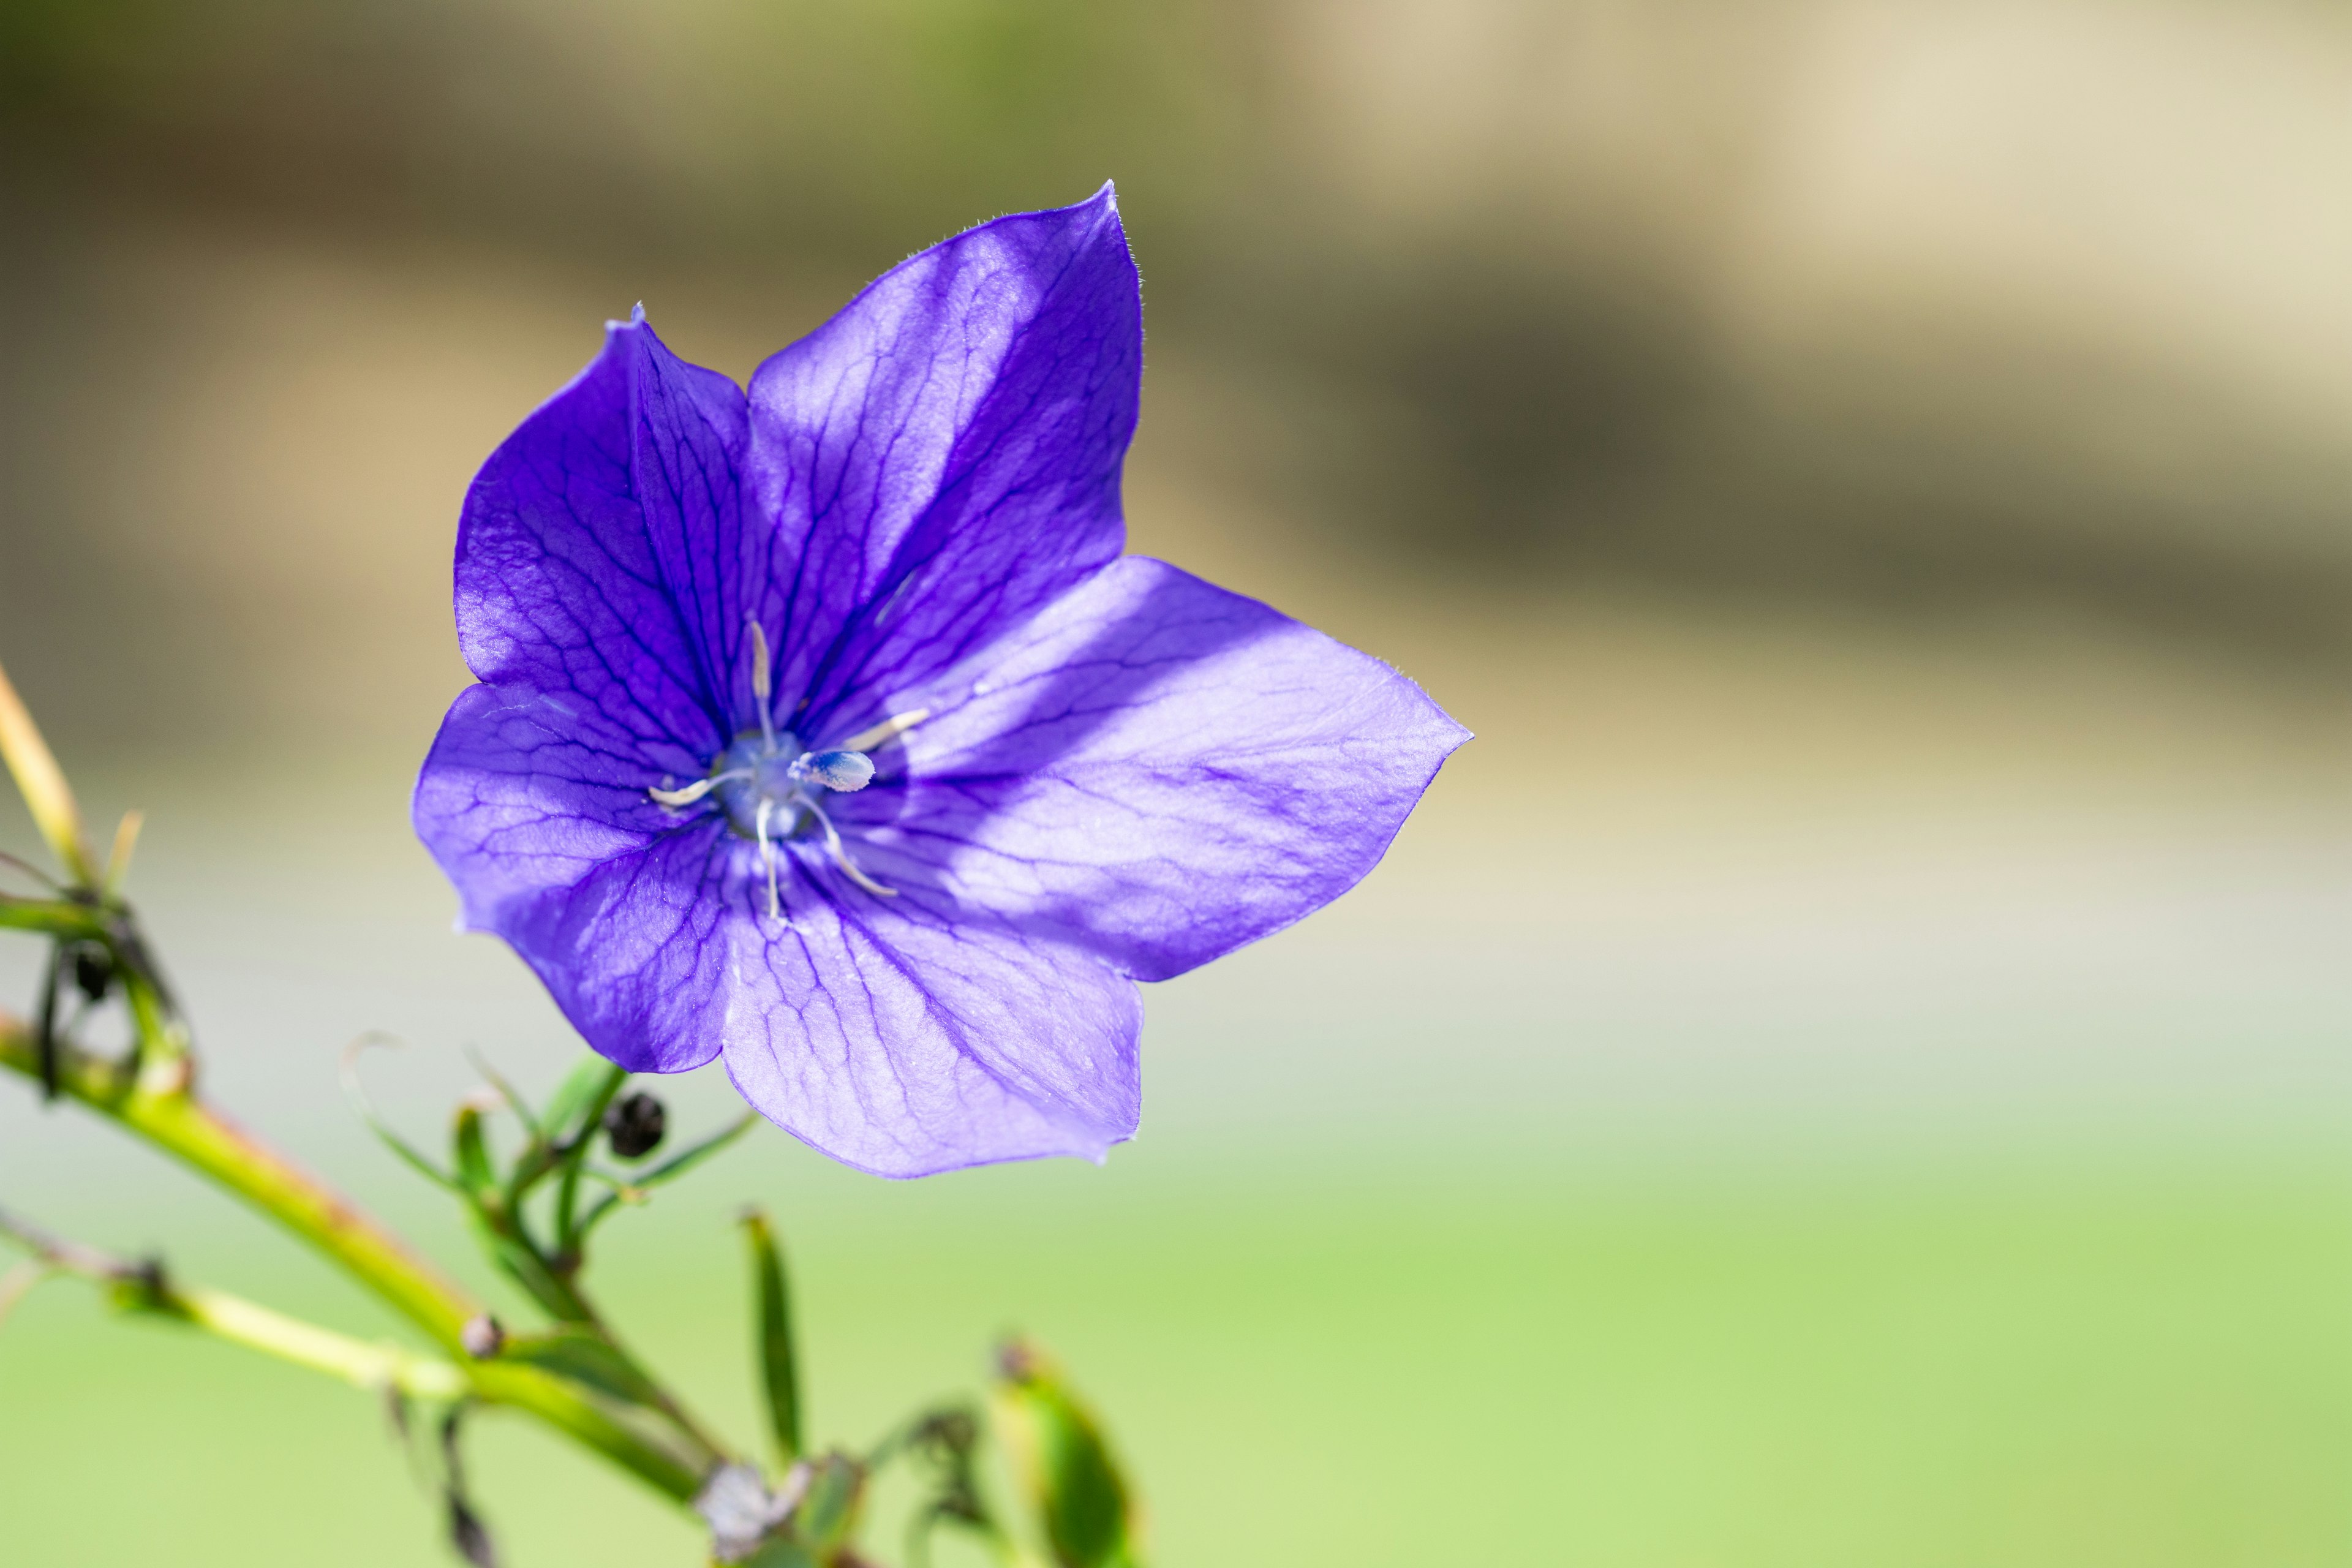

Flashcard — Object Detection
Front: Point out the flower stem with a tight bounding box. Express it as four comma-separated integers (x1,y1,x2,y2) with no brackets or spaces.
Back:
0,1203,469,1401
0,1008,715,1502
555,1061,628,1252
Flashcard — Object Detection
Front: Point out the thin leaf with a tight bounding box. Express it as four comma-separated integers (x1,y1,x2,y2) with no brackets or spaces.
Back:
32,940,61,1101
569,1114,756,1246
992,1341,1141,1568
465,1211,586,1324
339,1036,463,1194
632,1112,758,1191
790,1451,863,1552
462,1044,540,1136
500,1324,667,1408
0,652,96,884
551,1062,628,1247
451,1102,496,1197
540,1057,622,1147
739,1208,802,1464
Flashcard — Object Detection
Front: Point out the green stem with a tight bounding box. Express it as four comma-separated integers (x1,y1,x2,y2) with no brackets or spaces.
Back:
555,1061,628,1254
0,1007,714,1502
178,1283,472,1400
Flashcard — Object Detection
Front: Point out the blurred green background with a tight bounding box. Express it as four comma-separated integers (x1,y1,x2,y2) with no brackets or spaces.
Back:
1,2,2347,1564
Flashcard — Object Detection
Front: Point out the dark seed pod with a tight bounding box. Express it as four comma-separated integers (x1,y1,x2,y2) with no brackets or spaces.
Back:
72,944,115,1003
603,1091,667,1160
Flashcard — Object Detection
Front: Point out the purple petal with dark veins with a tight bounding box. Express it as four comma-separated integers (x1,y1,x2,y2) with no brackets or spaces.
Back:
417,190,1468,1177
415,685,734,1072
832,556,1471,982
744,184,1139,739
720,869,1142,1177
619,315,772,736
450,312,742,763
423,309,771,1071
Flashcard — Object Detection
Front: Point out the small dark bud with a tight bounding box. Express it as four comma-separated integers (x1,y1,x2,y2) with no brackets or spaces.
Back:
72,944,114,1003
603,1091,666,1160
460,1314,505,1360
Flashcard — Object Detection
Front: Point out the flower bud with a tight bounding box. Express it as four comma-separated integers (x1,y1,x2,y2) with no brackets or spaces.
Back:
602,1091,666,1160
460,1313,504,1360
71,944,113,1003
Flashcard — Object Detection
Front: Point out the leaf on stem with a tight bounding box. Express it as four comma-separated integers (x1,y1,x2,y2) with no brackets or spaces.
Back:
0,655,96,886
462,1045,540,1136
739,1207,802,1465
339,1036,464,1194
572,1112,758,1245
32,940,61,1102
102,809,143,897
541,1057,624,1148
499,1323,668,1408
992,1340,1142,1568
452,1099,499,1198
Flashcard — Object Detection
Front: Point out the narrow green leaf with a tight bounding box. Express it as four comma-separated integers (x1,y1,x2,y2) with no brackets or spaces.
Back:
337,1037,464,1195
992,1340,1141,1568
501,1324,666,1408
615,1112,758,1194
451,1102,497,1197
463,1045,540,1136
462,1207,585,1323
541,1057,624,1145
739,1208,802,1464
790,1451,863,1552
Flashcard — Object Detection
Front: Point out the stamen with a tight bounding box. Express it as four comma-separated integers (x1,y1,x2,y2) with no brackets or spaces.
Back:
837,709,930,754
790,750,874,793
649,768,751,809
805,799,897,898
748,617,776,750
753,797,783,922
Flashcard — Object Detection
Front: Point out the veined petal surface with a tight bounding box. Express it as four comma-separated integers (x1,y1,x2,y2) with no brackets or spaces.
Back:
745,186,1140,738
835,556,1471,983
418,189,1466,1177
720,886,1141,1178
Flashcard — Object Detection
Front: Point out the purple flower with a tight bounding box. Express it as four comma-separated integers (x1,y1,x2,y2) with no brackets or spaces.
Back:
413,187,1468,1177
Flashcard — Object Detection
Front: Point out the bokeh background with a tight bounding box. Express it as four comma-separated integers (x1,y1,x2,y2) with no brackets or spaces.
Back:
2,2,2348,1563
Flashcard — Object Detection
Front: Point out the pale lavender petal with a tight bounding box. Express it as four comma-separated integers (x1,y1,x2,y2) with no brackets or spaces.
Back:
833,556,1471,982
717,868,1142,1177
744,185,1139,737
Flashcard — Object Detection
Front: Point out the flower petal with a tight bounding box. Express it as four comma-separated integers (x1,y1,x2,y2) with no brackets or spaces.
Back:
452,311,752,762
413,685,735,1073
744,185,1140,739
720,880,1142,1178
836,556,1471,982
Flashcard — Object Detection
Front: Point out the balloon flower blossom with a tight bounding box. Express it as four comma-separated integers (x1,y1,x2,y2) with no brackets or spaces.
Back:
414,187,1467,1176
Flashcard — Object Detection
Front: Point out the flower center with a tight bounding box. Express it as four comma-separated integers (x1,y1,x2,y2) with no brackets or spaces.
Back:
704,730,875,842
643,618,926,921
